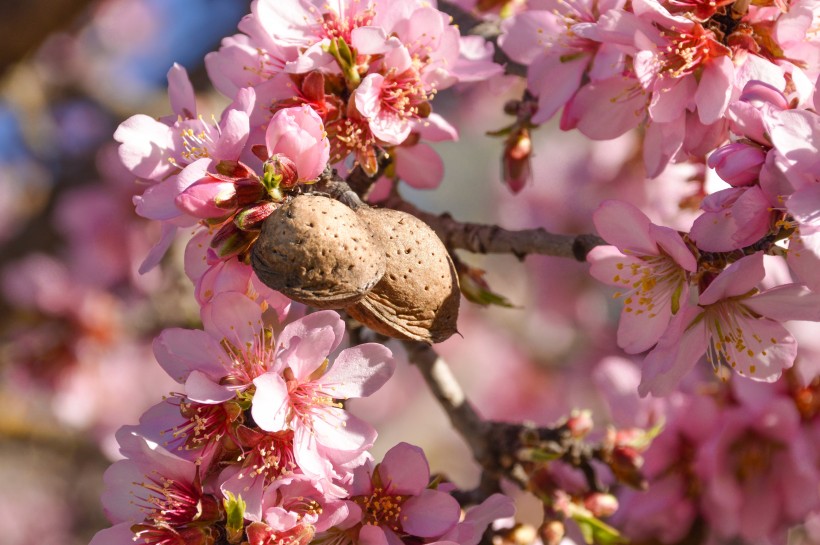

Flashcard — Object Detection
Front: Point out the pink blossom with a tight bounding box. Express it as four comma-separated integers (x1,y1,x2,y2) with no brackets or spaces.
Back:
587,200,696,354
250,319,395,478
696,395,820,542
346,442,461,544
266,105,330,182
152,292,269,401
707,142,766,187
92,432,222,545
640,253,820,396
499,0,624,125
689,185,774,252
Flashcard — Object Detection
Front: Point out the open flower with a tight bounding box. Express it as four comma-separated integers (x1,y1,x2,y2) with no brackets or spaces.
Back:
588,200,697,354
640,253,820,396
251,312,395,478
91,432,222,545
347,442,461,545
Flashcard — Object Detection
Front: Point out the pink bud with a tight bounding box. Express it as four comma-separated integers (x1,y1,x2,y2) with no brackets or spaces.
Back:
503,127,532,193
210,221,256,258
270,154,299,189
265,105,330,182
583,493,619,518
707,143,766,186
566,410,594,438
740,81,788,110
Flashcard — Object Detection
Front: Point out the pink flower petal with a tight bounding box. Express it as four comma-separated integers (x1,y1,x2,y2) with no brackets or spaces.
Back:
153,328,228,383
745,284,820,322
90,523,135,545
617,295,675,354
212,108,250,160
649,225,696,271
202,291,264,347
395,143,444,189
402,489,461,537
319,344,395,398
359,525,390,545
114,114,175,180
529,54,588,124
380,442,429,495
251,372,290,432
695,55,732,124
592,200,657,255
278,310,345,356
139,222,177,274
699,253,765,305
185,369,235,403
167,63,196,117
561,76,645,140
638,305,706,397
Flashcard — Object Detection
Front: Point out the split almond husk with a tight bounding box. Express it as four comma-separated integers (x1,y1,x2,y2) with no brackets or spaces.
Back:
251,194,386,309
346,207,460,343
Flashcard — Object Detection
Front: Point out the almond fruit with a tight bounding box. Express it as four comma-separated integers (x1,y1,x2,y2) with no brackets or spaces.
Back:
251,194,385,309
346,207,460,343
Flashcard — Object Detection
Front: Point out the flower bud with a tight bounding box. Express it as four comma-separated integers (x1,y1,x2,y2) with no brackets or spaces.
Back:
566,409,594,438
234,201,278,230
583,492,619,518
211,221,257,258
215,159,253,179
708,143,765,186
271,154,299,189
539,520,565,545
503,127,532,193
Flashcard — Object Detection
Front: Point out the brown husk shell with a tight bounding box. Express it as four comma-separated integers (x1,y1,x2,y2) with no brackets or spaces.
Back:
251,194,385,309
346,207,460,343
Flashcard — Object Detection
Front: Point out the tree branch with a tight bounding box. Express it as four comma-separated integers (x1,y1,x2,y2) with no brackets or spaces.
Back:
385,196,605,262
403,341,611,498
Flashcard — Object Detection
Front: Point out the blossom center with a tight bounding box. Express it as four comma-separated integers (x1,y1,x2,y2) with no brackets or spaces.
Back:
612,255,685,318
354,487,406,532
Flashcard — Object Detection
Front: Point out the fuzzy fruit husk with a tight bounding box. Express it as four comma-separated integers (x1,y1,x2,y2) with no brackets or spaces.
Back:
346,207,460,343
251,194,386,309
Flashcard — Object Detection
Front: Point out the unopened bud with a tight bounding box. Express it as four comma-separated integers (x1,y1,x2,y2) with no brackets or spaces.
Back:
302,71,326,102
272,154,299,189
609,444,647,489
566,409,593,438
539,520,565,545
503,127,532,193
584,493,619,518
215,159,253,179
233,178,266,206
235,201,278,230
211,221,256,258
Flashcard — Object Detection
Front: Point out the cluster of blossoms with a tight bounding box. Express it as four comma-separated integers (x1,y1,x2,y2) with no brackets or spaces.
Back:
93,1,516,544
596,357,820,544
493,0,820,395
81,0,820,542
92,298,512,545
499,0,818,177
116,0,501,300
